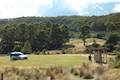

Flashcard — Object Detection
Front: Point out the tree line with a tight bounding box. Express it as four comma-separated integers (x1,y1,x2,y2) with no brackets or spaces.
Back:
0,12,120,53
0,22,69,53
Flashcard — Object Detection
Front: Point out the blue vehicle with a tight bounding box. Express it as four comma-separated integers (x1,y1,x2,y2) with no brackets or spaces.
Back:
10,52,28,60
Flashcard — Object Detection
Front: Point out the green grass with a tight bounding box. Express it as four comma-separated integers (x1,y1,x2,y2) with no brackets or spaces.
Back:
0,54,89,68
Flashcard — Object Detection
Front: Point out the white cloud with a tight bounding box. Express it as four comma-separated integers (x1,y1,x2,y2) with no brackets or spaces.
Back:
0,0,120,18
99,6,104,11
0,0,53,18
89,0,120,4
65,0,88,15
65,0,120,15
93,5,103,10
113,3,120,12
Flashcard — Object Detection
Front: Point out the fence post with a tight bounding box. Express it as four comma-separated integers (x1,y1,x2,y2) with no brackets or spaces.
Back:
1,73,3,80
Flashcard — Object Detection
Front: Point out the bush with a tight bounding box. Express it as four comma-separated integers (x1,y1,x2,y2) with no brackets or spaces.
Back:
42,49,47,55
35,51,40,55
83,71,94,79
71,63,94,79
115,42,120,51
21,41,32,54
13,45,21,52
85,41,100,53
96,33,106,39
104,33,120,52
62,49,66,54
110,53,120,68
104,43,115,52
106,33,120,45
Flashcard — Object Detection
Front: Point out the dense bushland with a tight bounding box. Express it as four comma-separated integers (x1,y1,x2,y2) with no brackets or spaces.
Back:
0,23,69,53
0,13,120,53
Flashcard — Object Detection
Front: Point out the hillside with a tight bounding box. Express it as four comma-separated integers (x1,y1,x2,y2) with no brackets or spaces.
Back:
0,12,119,53
0,12,120,38
65,38,106,54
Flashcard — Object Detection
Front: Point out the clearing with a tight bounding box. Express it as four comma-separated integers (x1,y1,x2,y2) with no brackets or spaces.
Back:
0,54,89,67
0,38,106,67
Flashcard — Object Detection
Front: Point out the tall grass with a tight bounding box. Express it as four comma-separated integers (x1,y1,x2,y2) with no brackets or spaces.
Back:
71,63,120,80
0,63,120,80
0,66,68,80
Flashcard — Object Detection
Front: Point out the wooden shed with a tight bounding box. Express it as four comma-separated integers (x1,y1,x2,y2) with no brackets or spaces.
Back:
92,48,107,64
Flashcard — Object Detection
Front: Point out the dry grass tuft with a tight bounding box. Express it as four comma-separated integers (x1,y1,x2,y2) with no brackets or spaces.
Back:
0,63,120,80
71,63,94,79
0,66,69,80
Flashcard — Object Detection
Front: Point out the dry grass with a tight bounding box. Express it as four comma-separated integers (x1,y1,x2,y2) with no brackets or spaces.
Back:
71,63,95,79
65,38,106,54
0,66,69,80
0,63,120,80
71,63,120,80
86,38,106,46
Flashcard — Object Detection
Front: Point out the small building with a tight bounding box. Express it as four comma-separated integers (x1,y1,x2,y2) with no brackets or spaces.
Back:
92,47,107,64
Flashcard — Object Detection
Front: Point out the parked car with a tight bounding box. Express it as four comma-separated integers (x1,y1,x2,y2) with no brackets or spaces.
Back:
10,52,28,60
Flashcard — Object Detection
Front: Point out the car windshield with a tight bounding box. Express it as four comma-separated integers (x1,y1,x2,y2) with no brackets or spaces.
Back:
10,52,23,56
10,54,21,56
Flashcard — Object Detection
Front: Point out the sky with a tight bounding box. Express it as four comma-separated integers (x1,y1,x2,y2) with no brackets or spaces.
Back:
0,0,120,18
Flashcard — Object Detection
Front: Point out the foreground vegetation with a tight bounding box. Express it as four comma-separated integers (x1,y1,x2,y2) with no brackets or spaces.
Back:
0,62,120,80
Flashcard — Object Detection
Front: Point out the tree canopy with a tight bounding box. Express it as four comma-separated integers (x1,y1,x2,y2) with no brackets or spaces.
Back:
0,22,69,53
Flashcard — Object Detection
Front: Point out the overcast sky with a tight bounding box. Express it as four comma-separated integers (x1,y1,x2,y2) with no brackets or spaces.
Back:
0,0,120,18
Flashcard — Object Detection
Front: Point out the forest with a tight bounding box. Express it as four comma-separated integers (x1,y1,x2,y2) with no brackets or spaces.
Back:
0,12,120,54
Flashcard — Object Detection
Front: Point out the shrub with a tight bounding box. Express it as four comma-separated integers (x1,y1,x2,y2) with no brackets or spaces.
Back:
115,42,120,51
13,45,21,52
71,68,81,76
71,63,94,79
104,33,120,52
109,52,120,68
42,49,47,55
104,43,115,52
96,33,106,39
83,71,94,79
35,51,40,55
85,41,100,53
62,49,66,54
21,40,32,54
81,63,94,79
95,66,105,75
106,33,120,45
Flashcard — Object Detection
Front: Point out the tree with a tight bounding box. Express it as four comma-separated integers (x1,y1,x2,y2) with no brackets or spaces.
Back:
49,24,63,49
59,24,69,43
91,21,107,32
0,22,70,53
13,45,22,52
105,22,116,33
21,41,32,54
80,25,90,47
49,24,69,49
16,23,29,42
105,32,120,52
106,32,120,45
1,24,16,53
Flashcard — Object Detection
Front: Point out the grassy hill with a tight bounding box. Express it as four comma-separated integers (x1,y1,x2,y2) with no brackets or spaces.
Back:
0,12,120,38
65,38,106,54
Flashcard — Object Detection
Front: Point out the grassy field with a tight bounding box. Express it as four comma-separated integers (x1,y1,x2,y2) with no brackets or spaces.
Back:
0,54,89,68
0,38,106,68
